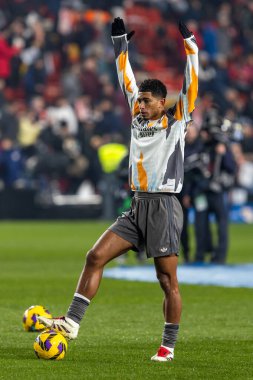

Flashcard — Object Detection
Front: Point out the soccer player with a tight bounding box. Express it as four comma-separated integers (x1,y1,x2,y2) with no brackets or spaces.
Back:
39,18,199,362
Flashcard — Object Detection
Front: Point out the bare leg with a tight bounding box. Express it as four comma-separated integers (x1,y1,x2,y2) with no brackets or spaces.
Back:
76,230,133,300
154,255,182,323
37,230,133,338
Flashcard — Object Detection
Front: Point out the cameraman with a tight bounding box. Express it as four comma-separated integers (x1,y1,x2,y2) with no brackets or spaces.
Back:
193,106,237,264
178,122,204,262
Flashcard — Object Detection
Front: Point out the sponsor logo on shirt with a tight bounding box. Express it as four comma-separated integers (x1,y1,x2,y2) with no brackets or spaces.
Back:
139,129,157,138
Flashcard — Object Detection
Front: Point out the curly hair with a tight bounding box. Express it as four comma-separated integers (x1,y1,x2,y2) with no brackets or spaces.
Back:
139,79,167,99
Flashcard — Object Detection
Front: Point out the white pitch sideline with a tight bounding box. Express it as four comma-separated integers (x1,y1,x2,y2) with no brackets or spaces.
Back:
104,263,253,288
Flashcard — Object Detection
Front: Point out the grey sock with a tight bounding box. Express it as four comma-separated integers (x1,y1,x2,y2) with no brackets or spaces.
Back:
66,294,90,324
162,323,179,348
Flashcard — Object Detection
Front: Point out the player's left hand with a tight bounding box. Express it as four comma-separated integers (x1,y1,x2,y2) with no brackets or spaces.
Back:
111,17,135,41
178,21,193,39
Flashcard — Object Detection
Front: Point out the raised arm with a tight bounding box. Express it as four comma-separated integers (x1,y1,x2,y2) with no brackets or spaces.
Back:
111,17,139,116
174,22,199,122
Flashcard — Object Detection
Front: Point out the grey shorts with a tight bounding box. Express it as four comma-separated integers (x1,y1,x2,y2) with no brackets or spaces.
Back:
109,192,183,258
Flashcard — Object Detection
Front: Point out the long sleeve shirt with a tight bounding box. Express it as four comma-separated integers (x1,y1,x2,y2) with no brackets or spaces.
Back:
112,33,198,193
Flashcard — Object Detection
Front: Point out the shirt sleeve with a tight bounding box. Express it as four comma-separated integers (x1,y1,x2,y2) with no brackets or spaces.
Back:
174,35,199,122
112,34,139,116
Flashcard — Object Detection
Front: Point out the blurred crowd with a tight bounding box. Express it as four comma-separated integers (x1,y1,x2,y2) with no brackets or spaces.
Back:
0,0,252,205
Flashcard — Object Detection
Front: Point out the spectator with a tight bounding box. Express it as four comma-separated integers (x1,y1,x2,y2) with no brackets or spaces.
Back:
23,57,46,99
47,97,78,136
0,29,20,82
0,138,25,188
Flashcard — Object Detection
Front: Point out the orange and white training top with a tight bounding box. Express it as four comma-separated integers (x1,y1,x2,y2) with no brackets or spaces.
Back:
112,33,198,193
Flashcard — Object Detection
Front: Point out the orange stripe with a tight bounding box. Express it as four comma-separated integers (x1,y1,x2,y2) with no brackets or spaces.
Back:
137,152,148,191
161,115,168,129
132,100,140,116
118,51,133,93
118,51,126,71
184,40,196,55
131,182,136,190
174,96,183,120
187,66,198,113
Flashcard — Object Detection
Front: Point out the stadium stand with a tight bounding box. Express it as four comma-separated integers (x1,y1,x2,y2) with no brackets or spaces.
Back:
0,0,252,218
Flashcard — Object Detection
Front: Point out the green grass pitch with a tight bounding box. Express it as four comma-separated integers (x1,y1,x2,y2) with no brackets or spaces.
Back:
0,221,252,379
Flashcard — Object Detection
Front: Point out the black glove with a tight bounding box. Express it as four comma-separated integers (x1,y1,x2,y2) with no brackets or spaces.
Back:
178,21,193,38
111,17,135,41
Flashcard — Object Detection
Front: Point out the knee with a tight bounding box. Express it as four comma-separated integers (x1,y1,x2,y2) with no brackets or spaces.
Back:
157,272,179,296
86,247,104,268
157,272,171,295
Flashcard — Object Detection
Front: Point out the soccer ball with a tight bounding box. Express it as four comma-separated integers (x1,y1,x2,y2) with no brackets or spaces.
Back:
23,305,52,332
34,330,68,360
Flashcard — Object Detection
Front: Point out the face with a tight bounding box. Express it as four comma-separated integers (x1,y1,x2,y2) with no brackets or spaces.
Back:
185,123,199,143
137,92,165,120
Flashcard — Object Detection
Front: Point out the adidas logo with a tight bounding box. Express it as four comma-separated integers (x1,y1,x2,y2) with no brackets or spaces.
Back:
160,247,168,253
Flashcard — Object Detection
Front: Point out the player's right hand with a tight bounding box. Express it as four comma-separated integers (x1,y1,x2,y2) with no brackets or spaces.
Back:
111,17,135,41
